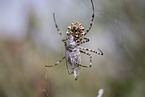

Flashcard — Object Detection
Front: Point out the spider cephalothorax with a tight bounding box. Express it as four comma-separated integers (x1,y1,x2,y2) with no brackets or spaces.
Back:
67,21,84,42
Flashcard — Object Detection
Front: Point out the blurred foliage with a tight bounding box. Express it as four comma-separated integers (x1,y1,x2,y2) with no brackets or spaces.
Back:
0,0,145,97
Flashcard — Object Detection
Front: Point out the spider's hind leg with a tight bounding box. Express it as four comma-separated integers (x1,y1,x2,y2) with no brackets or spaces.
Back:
79,47,103,55
77,50,93,68
77,37,90,45
45,56,65,67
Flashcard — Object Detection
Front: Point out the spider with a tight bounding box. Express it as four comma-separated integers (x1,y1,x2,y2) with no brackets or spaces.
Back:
45,0,103,80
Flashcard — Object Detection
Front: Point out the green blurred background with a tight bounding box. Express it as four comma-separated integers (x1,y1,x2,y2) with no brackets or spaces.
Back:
0,0,145,97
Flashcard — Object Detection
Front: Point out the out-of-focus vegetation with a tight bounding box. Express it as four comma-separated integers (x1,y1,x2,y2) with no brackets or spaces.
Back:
0,0,145,97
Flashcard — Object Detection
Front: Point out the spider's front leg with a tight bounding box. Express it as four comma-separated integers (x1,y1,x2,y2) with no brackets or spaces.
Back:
53,13,65,38
77,0,94,42
84,0,94,36
79,47,103,55
45,56,65,67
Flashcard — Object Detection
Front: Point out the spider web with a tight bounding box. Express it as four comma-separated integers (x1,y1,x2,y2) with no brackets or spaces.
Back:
1,0,144,97
44,0,145,97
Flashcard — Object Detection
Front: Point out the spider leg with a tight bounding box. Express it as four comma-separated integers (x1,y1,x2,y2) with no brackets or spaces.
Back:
84,0,94,36
77,37,90,45
76,50,92,68
53,13,65,38
45,56,65,67
79,47,103,55
76,0,94,42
